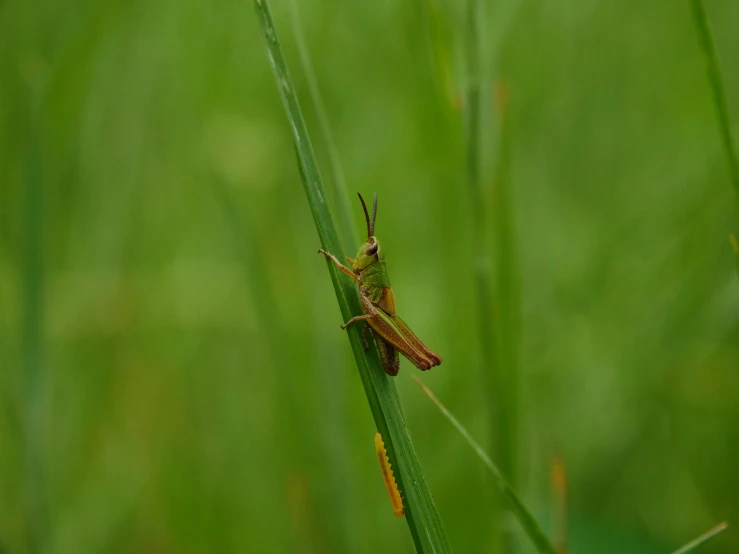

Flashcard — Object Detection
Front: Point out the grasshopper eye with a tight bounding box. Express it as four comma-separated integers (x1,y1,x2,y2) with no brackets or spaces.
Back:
365,243,379,257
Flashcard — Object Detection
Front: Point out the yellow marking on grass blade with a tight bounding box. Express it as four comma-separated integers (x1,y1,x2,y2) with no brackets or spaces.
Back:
375,433,404,517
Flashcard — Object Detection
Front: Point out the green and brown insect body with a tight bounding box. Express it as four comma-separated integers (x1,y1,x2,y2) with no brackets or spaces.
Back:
318,193,442,376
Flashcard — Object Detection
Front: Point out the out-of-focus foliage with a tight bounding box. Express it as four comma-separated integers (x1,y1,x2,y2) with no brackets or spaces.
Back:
0,0,737,552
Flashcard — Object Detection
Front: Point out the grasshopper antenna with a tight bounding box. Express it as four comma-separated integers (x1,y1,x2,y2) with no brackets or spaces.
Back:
358,193,372,238
371,192,378,237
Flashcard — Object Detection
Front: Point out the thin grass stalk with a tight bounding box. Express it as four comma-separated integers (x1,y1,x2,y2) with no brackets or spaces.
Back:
670,522,727,554
463,0,496,463
24,88,45,554
210,183,293,419
213,179,327,551
689,0,739,269
253,2,451,552
287,0,356,253
464,0,489,358
283,9,361,550
464,1,515,551
412,375,558,554
490,82,521,494
421,0,456,108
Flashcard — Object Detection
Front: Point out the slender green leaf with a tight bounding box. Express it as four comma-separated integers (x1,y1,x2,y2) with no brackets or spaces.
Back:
463,0,496,461
689,0,739,268
670,522,727,554
464,0,519,551
286,0,356,253
252,2,452,552
421,0,456,108
412,375,558,554
490,82,522,489
24,74,47,554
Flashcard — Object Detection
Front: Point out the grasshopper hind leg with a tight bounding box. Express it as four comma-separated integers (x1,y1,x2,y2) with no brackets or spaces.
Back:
362,324,400,376
361,323,371,352
341,313,372,330
374,334,400,376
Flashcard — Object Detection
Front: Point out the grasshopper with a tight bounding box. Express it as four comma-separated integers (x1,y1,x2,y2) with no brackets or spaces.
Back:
319,193,442,376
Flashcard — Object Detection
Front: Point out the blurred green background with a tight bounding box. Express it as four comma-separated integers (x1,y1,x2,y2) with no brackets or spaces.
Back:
1,0,738,552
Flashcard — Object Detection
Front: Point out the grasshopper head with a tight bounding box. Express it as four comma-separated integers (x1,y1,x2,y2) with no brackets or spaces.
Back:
353,236,384,271
352,192,384,271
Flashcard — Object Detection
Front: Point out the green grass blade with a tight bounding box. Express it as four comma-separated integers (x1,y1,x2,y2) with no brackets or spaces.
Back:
689,0,739,267
689,0,739,195
421,0,456,108
286,0,357,253
670,522,728,554
490,83,522,489
463,0,496,456
274,9,361,548
412,375,558,554
24,81,47,554
253,2,452,552
464,0,519,550
214,177,359,552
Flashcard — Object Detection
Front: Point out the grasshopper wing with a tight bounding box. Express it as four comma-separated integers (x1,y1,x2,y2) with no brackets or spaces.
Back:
365,307,439,371
358,293,440,371
391,315,442,369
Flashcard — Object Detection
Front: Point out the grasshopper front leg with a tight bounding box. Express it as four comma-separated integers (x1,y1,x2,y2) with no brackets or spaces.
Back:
318,249,371,331
318,249,359,281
